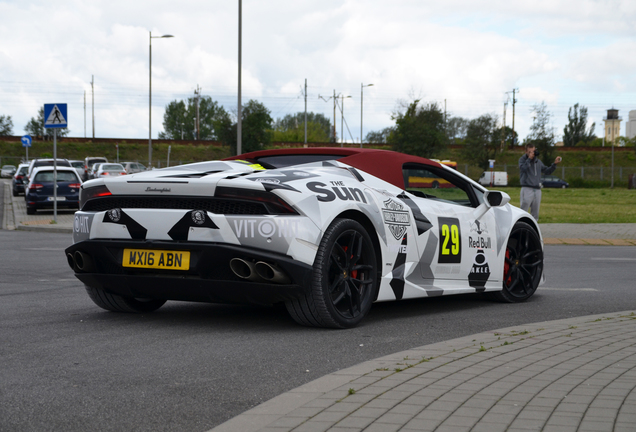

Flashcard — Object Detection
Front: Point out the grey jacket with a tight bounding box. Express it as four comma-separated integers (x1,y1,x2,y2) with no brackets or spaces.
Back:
519,153,556,189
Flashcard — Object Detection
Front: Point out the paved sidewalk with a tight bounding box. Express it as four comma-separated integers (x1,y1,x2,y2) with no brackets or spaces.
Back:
540,224,636,246
211,311,636,432
2,181,75,233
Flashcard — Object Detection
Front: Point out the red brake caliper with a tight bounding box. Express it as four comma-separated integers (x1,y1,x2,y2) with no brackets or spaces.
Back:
504,248,512,285
343,246,357,279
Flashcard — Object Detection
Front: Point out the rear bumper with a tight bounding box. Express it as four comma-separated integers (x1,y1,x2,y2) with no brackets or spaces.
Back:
25,193,79,209
65,239,314,306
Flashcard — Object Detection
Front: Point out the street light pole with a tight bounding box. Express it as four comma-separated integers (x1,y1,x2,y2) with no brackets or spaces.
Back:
149,31,174,168
340,94,351,147
361,83,373,148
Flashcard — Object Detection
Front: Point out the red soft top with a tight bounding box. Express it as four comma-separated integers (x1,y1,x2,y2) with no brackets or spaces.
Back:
225,147,441,189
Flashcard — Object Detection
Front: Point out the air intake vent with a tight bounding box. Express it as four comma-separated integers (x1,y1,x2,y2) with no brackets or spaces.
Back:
82,196,269,215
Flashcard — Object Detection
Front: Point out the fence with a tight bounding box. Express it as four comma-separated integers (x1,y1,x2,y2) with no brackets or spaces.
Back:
460,164,636,184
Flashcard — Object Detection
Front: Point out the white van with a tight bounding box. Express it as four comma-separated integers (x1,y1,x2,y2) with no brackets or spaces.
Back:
478,171,508,187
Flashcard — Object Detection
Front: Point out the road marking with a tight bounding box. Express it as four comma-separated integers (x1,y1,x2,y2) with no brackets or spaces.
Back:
540,288,598,292
590,258,636,261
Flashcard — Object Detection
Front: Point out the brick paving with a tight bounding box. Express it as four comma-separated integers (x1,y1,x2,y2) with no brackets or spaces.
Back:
212,312,636,432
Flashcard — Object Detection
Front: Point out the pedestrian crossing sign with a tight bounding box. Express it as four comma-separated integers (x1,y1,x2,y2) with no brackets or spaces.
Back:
44,103,68,128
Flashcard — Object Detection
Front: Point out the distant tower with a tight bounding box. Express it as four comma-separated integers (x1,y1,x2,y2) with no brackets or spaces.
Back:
603,109,622,143
626,110,636,140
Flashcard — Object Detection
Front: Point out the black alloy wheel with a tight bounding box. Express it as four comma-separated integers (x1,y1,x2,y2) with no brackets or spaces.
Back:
285,218,378,328
491,221,543,303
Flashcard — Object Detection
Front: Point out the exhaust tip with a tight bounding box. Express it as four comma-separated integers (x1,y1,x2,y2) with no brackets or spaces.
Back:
73,251,94,273
74,251,85,270
66,253,76,271
255,261,291,284
230,258,256,280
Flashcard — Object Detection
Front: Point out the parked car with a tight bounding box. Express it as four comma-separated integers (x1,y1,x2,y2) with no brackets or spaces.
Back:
12,163,30,196
88,163,104,180
1,164,16,178
66,147,545,328
121,161,146,174
541,175,569,188
93,163,127,178
69,160,85,179
26,158,72,181
24,166,82,214
478,171,508,187
83,157,108,181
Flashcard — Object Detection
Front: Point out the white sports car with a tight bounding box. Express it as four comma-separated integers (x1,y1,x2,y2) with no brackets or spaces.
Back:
65,148,544,328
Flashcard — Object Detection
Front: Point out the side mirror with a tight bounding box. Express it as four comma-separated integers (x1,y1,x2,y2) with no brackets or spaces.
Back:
473,190,511,221
484,190,510,207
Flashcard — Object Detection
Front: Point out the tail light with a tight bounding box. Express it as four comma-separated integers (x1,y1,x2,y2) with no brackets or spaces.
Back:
69,183,82,188
215,186,298,215
29,183,43,190
120,172,126,176
79,184,112,209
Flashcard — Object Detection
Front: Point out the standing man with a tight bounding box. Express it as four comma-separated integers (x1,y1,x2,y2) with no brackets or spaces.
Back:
519,144,562,221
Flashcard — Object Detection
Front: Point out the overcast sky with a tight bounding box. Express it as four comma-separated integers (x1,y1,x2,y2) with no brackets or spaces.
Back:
1,0,635,144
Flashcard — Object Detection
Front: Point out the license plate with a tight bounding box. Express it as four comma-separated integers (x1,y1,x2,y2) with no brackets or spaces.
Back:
122,249,190,270
47,196,66,201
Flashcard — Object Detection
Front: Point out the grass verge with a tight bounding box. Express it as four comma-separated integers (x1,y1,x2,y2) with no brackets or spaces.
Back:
501,187,636,223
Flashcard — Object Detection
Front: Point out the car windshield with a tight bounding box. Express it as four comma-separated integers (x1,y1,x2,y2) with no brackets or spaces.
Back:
34,171,79,182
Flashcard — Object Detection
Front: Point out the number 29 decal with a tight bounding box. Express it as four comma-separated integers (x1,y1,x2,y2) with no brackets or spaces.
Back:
438,217,462,263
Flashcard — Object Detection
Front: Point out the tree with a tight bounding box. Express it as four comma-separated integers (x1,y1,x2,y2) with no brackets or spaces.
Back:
563,103,596,146
523,102,555,161
365,127,395,144
498,126,518,150
234,99,273,154
446,116,469,142
159,96,231,142
388,100,447,158
0,114,13,135
25,107,69,138
460,114,500,171
272,112,331,142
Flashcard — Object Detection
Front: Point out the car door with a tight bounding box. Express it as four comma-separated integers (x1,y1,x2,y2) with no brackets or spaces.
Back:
403,163,500,292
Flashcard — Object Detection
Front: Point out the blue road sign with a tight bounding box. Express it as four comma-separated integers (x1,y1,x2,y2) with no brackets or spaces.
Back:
44,104,68,128
21,135,32,147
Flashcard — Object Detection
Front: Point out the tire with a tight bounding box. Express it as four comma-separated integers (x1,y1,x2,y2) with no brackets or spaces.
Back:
26,206,36,215
490,221,543,303
285,218,378,328
85,285,166,313
12,188,18,197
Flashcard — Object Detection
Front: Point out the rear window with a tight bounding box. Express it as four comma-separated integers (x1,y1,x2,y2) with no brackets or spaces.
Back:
71,161,84,168
17,166,29,175
34,160,71,167
34,171,79,182
101,164,124,170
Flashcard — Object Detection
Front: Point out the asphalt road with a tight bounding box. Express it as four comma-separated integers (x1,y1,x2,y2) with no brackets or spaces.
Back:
1,228,635,432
